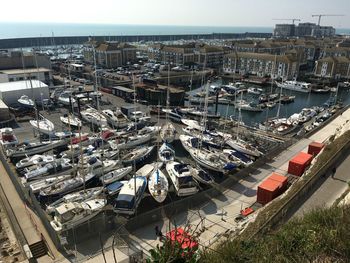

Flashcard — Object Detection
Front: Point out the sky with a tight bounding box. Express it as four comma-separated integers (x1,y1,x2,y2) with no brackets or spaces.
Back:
1,0,349,28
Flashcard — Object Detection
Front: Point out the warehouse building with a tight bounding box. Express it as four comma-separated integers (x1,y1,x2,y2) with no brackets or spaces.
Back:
0,80,49,106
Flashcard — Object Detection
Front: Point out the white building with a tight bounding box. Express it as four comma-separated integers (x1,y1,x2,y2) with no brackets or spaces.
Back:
0,80,49,106
0,68,52,85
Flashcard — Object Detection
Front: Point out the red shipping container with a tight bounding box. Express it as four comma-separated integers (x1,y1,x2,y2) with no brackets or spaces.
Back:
257,179,283,205
288,152,313,177
268,173,288,194
308,142,325,156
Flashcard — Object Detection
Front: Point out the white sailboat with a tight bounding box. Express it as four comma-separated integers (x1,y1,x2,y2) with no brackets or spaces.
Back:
160,63,176,143
148,166,168,203
28,174,73,194
46,187,104,214
60,114,82,128
166,161,199,197
80,107,108,127
50,199,106,232
29,116,55,135
16,154,55,169
100,166,133,185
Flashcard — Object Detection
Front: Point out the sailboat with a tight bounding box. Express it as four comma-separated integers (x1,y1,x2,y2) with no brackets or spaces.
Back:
160,62,176,143
102,108,130,129
100,166,133,185
29,115,55,135
18,95,34,108
148,166,169,203
80,107,107,127
60,114,82,128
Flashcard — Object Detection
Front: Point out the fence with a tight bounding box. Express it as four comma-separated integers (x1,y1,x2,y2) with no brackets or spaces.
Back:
250,132,350,238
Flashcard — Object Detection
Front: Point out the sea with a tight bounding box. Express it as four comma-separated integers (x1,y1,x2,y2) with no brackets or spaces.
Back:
0,22,350,39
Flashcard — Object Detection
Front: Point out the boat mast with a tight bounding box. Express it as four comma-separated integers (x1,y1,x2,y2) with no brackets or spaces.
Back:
92,44,99,111
132,73,137,211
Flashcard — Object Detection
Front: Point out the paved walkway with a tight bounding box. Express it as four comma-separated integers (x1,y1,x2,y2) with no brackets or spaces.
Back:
87,108,350,260
0,156,63,261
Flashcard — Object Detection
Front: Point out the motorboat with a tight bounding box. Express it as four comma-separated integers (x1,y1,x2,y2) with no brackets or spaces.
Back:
39,173,96,197
191,167,215,185
276,80,311,93
162,108,183,123
166,161,198,197
182,127,225,149
114,176,147,215
0,128,18,147
181,119,204,131
148,167,169,203
30,117,55,135
50,199,106,232
28,174,74,194
46,187,104,214
80,107,108,127
60,114,82,128
18,95,34,108
24,158,72,181
16,154,55,169
158,142,175,163
235,101,263,112
80,158,119,178
57,91,76,106
100,166,133,185
129,111,151,123
159,122,176,143
102,109,130,129
225,138,262,157
187,109,220,119
247,87,263,95
120,146,155,165
105,180,128,196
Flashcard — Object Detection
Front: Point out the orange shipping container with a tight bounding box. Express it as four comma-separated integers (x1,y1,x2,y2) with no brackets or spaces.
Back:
257,179,283,205
268,173,288,193
288,152,313,177
308,142,325,156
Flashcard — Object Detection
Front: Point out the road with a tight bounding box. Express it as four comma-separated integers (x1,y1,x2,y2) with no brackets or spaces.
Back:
292,148,350,218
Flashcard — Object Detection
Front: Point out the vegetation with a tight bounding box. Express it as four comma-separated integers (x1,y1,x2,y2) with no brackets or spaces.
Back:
201,205,350,263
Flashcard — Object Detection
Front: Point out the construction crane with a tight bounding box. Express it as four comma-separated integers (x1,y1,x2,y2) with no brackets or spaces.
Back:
273,18,301,25
312,14,345,26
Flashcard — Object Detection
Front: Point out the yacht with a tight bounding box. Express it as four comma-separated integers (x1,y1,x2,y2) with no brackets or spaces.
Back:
129,111,151,123
24,158,71,181
50,199,106,232
18,95,34,108
102,109,130,129
81,107,108,127
191,167,215,185
30,117,55,135
247,87,263,95
16,154,55,169
114,176,147,215
148,167,169,203
166,161,199,197
276,80,311,93
28,174,74,194
109,133,152,150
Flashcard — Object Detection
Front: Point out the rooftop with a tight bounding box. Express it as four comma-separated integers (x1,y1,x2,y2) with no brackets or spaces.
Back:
0,67,50,75
0,80,48,92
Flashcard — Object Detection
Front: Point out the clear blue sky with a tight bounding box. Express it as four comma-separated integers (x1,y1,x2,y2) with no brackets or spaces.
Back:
1,0,349,28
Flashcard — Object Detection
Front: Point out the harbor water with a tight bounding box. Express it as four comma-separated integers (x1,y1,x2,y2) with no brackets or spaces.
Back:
187,81,350,126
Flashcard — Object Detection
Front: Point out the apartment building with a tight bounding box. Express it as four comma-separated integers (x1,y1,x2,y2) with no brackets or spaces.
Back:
194,44,231,68
314,56,350,79
223,52,299,79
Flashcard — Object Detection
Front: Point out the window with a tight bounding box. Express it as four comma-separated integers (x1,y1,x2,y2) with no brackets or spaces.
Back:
9,78,14,82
